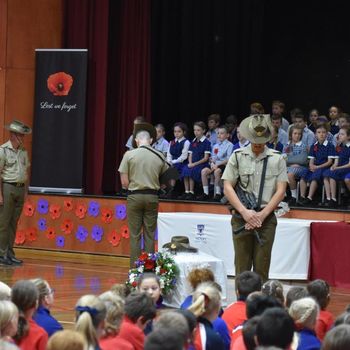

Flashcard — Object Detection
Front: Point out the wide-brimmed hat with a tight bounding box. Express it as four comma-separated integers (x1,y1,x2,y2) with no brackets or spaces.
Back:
162,236,198,253
132,122,157,148
5,120,32,135
239,114,274,144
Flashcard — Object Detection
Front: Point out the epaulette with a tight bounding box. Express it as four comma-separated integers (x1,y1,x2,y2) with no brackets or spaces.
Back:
233,149,243,153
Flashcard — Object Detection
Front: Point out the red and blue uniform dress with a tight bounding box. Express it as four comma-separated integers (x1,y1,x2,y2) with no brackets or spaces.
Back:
323,142,350,180
301,140,336,182
283,141,309,178
181,136,211,182
166,137,190,175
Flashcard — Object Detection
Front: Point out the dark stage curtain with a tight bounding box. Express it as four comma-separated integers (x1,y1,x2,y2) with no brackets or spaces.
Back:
63,0,110,194
151,0,265,138
63,0,151,194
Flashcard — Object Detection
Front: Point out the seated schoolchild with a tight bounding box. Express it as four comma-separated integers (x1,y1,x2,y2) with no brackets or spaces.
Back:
199,126,233,201
152,124,169,156
46,330,87,350
322,324,350,350
125,116,146,150
206,114,221,147
232,126,250,151
0,300,19,344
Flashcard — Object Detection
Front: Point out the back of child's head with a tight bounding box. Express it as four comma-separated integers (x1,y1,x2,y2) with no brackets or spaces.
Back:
0,340,19,350
145,328,184,350
75,294,106,348
174,309,197,334
289,297,319,330
207,113,221,124
307,279,330,310
99,291,124,337
188,281,221,318
110,283,129,299
187,268,215,290
235,271,262,300
47,330,88,350
246,292,283,319
322,324,350,350
334,311,350,327
256,307,295,349
124,291,156,324
243,316,261,350
30,278,51,307
0,300,18,337
0,281,11,300
261,280,284,306
285,286,308,308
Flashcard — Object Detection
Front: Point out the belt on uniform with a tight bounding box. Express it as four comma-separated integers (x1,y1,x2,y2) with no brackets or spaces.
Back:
3,182,25,187
128,189,158,195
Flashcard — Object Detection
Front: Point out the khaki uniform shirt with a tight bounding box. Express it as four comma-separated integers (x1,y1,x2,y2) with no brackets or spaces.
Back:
118,145,168,191
222,144,288,205
0,141,30,183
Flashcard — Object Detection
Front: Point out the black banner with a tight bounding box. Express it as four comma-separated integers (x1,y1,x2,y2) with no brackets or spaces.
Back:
30,49,88,193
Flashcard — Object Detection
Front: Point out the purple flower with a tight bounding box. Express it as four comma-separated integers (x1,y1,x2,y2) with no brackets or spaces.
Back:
56,235,65,248
90,277,101,292
75,275,86,289
88,201,100,217
91,225,103,242
55,265,64,278
37,199,49,214
76,225,88,243
115,204,127,220
37,218,47,231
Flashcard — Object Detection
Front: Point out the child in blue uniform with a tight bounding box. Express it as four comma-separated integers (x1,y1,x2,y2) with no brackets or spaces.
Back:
328,105,341,135
152,124,169,155
322,127,350,207
180,121,211,200
298,124,335,205
232,126,250,151
283,126,308,205
206,114,220,147
266,126,284,152
199,126,233,201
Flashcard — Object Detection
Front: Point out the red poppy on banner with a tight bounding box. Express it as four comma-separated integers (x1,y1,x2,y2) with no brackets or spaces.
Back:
61,219,74,235
49,204,61,220
15,230,26,245
46,227,56,240
120,225,130,239
108,230,121,247
63,199,74,212
24,201,35,217
101,208,113,224
26,227,38,242
47,72,73,96
75,203,87,219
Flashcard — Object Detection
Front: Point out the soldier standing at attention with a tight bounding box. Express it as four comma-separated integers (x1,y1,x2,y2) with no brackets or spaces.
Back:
118,122,169,267
0,120,32,266
222,115,288,281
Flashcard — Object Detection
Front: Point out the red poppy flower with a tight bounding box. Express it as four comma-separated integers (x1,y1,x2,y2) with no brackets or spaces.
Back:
170,140,175,146
24,201,35,217
101,208,113,224
336,145,342,153
46,227,56,240
314,145,318,152
15,230,26,245
26,227,38,242
214,148,219,154
61,219,73,235
139,252,149,261
193,142,198,148
120,225,130,239
144,259,155,270
285,146,290,153
49,204,61,220
132,281,137,287
63,199,74,212
47,72,73,96
107,229,121,247
75,203,87,219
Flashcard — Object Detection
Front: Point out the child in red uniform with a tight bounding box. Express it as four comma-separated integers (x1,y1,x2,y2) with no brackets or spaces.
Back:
11,280,48,350
222,271,261,342
307,279,334,341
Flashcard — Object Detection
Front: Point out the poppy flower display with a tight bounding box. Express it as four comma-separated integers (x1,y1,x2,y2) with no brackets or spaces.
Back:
47,72,73,96
15,230,26,245
26,227,38,242
115,204,127,220
24,201,35,217
46,227,56,240
56,236,65,248
108,229,121,247
49,204,61,220
63,199,74,212
91,225,104,242
120,225,130,239
75,203,87,219
61,219,73,235
101,207,113,224
88,201,100,217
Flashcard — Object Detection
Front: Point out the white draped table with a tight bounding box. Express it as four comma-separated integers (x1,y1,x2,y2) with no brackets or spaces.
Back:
158,213,313,279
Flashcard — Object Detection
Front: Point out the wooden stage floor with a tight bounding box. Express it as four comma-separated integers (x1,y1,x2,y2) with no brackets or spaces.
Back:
1,254,349,329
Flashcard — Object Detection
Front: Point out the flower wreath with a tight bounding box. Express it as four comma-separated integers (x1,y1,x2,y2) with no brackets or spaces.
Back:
126,251,179,295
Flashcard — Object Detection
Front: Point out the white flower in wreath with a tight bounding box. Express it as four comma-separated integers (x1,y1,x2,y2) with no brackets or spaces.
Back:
159,278,165,289
155,266,160,274
138,266,144,273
